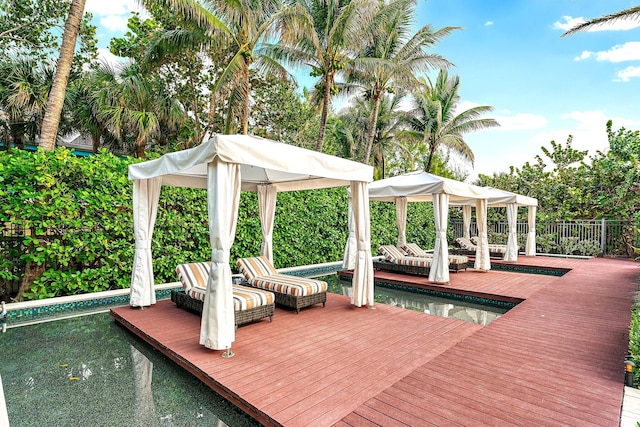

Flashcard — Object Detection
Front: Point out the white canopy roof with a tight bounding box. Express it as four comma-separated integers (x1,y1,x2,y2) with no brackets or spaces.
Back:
451,187,538,207
367,171,490,202
128,134,372,191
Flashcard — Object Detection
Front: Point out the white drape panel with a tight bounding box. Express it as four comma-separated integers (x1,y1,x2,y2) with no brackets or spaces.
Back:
462,205,472,240
505,203,519,261
342,200,357,269
350,182,375,307
200,159,240,350
429,193,450,284
396,196,408,248
526,206,537,256
258,184,276,264
130,177,161,307
474,198,491,271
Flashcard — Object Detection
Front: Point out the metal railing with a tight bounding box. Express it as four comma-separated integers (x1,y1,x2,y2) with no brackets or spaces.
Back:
450,219,636,257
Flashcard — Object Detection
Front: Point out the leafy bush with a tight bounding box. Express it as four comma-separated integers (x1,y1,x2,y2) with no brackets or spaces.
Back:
0,149,436,300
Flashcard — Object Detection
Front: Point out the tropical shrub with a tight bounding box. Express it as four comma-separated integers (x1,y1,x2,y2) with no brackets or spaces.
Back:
0,148,436,301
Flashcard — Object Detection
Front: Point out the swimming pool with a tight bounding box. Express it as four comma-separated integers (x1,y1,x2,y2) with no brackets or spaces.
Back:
0,312,259,427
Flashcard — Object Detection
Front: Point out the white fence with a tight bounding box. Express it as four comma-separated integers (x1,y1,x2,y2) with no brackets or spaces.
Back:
450,219,636,257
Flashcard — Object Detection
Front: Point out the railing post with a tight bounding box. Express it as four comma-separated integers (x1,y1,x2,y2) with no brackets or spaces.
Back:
601,218,606,255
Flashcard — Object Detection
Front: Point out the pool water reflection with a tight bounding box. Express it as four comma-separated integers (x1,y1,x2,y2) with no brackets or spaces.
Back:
0,312,259,427
321,275,511,326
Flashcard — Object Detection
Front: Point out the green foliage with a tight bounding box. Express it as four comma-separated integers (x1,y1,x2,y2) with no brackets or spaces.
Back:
0,149,436,300
629,304,640,387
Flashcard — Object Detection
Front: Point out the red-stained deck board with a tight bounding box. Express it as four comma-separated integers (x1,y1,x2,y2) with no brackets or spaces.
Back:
111,256,640,426
344,256,639,426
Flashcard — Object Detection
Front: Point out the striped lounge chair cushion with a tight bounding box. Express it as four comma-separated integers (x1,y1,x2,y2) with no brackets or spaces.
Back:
176,262,212,290
393,257,432,267
185,284,274,311
455,237,476,251
236,256,278,280
378,245,407,261
401,243,430,257
249,274,327,297
448,254,469,264
469,237,509,253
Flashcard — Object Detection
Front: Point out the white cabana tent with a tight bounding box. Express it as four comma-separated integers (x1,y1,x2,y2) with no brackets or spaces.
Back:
452,187,538,261
128,134,375,351
364,171,491,284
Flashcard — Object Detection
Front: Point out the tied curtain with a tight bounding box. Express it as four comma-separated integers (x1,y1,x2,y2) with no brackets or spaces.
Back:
396,197,408,248
474,198,491,271
258,184,276,264
429,193,450,284
130,177,161,307
526,206,537,256
200,159,241,350
342,202,357,270
505,203,519,261
350,182,375,308
462,205,472,240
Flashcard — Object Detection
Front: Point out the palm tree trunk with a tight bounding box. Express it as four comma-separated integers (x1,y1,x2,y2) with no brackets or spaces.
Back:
425,135,437,173
316,73,333,152
363,94,381,164
240,60,250,135
39,0,86,151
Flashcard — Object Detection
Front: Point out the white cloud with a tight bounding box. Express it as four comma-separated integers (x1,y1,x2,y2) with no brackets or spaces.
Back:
615,65,640,82
494,113,547,131
554,15,640,32
97,48,125,67
553,16,585,32
574,51,592,61
99,15,129,33
484,21,494,27
86,0,143,16
574,42,640,63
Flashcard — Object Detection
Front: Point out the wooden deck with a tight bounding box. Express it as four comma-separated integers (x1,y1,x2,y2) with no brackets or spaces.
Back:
111,256,640,426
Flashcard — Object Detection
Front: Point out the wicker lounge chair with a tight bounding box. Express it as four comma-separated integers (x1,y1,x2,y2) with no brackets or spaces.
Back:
374,245,434,276
470,236,516,255
400,243,468,272
453,237,506,259
172,262,275,327
236,256,327,314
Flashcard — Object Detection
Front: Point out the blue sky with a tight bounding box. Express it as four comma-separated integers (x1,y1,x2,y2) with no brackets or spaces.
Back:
86,0,640,177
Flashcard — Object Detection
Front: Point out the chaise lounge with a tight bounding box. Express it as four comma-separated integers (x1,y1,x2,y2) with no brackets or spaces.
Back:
400,243,469,272
454,237,506,259
236,256,327,314
374,245,435,276
171,261,275,327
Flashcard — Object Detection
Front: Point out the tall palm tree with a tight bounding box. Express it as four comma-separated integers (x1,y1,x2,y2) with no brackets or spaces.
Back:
91,61,184,157
0,58,53,149
562,5,640,36
268,0,375,152
349,0,457,164
142,0,283,135
39,0,86,151
404,70,500,173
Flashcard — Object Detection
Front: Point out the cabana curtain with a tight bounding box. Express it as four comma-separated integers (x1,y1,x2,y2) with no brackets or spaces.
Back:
258,184,276,264
462,205,472,240
350,182,375,307
429,193,450,284
396,196,408,248
474,198,491,271
130,177,161,307
526,206,537,256
200,159,240,350
505,203,518,261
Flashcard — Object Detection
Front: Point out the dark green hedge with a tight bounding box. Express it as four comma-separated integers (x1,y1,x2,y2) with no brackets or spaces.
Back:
0,148,435,301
